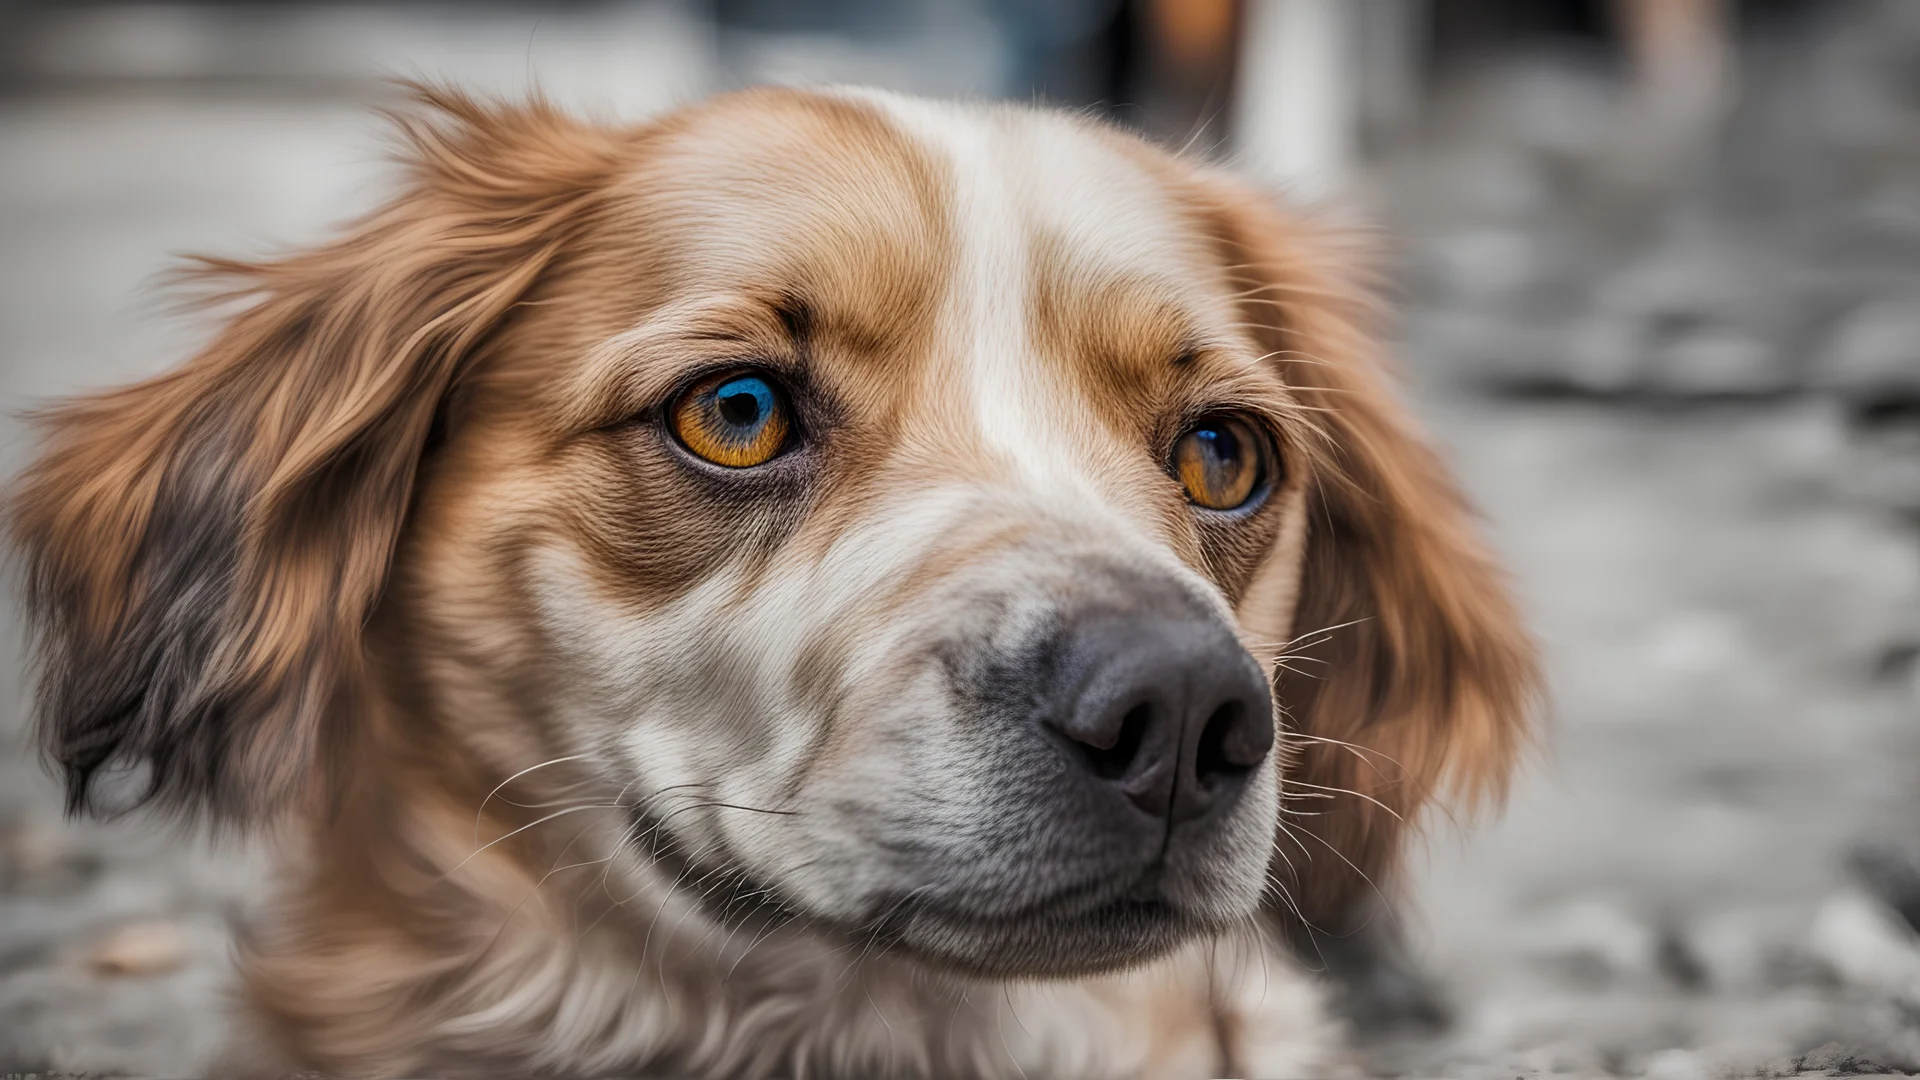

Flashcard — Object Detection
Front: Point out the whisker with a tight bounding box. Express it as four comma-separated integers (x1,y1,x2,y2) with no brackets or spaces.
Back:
682,801,798,817
1280,733,1406,778
473,753,592,845
1286,781,1405,822
1290,824,1392,915
446,803,628,879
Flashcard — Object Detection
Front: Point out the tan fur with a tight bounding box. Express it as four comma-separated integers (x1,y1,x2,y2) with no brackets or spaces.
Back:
9,85,1536,1078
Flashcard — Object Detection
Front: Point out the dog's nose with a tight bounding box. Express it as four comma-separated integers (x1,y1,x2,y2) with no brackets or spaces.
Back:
1048,615,1274,825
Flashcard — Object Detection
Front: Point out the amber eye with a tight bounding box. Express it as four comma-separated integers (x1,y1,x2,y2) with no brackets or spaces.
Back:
670,371,792,468
1173,415,1268,510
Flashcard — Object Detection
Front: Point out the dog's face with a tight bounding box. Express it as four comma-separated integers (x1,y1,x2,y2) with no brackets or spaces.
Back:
415,92,1316,974
12,88,1536,981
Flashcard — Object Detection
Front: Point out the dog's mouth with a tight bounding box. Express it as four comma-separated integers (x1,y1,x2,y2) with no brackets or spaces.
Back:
626,806,1202,978
872,886,1194,978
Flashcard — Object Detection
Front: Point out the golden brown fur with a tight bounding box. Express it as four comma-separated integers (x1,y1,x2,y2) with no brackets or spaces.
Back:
10,85,1536,1078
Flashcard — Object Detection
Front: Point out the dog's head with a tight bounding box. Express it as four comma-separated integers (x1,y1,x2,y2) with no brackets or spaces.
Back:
10,87,1536,978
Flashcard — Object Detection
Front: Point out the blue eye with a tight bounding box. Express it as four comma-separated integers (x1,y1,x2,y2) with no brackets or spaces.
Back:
671,372,792,467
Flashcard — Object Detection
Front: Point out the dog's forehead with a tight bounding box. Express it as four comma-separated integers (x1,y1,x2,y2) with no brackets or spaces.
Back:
842,89,1206,279
630,90,945,315
629,89,1228,363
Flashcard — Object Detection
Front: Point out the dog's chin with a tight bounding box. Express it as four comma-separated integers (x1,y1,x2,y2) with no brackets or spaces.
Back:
721,881,1219,980
851,858,1254,978
687,868,1232,980
880,894,1211,979
631,810,1255,979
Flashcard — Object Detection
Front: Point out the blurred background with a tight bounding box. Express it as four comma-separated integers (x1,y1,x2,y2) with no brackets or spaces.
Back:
0,1,1917,1076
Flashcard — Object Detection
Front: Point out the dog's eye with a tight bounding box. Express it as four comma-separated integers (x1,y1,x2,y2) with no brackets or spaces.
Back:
1173,415,1267,511
671,371,793,468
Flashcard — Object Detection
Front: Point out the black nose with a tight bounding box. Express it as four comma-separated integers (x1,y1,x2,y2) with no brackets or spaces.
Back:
1048,614,1274,825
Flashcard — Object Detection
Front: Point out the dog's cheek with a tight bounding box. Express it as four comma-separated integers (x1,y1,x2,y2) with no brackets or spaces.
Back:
520,551,787,819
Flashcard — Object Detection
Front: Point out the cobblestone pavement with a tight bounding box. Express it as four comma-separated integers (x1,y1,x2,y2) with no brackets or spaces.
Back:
1,3,1918,1077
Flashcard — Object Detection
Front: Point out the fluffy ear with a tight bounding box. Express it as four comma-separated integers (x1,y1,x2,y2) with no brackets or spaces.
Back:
1193,176,1541,935
8,87,619,822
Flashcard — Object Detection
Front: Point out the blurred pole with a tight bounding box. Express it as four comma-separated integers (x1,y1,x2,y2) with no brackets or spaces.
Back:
1233,0,1356,199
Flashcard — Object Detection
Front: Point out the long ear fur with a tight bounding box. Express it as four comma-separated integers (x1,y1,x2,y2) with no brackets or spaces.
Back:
8,87,619,821
1195,176,1542,936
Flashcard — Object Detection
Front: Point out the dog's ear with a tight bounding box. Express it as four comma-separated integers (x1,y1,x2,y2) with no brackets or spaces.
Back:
9,87,619,822
1193,176,1541,936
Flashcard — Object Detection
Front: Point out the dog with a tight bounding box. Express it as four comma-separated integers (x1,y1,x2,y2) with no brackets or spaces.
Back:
9,85,1536,1078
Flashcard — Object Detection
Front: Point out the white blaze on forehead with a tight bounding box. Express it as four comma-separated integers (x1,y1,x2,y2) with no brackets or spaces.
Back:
835,91,1199,516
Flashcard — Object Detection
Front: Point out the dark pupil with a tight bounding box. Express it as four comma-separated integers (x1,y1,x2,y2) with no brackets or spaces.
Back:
1198,425,1239,466
717,388,763,428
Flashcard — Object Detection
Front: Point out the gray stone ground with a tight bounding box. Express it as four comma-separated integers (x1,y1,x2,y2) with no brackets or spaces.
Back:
1,2,1918,1077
